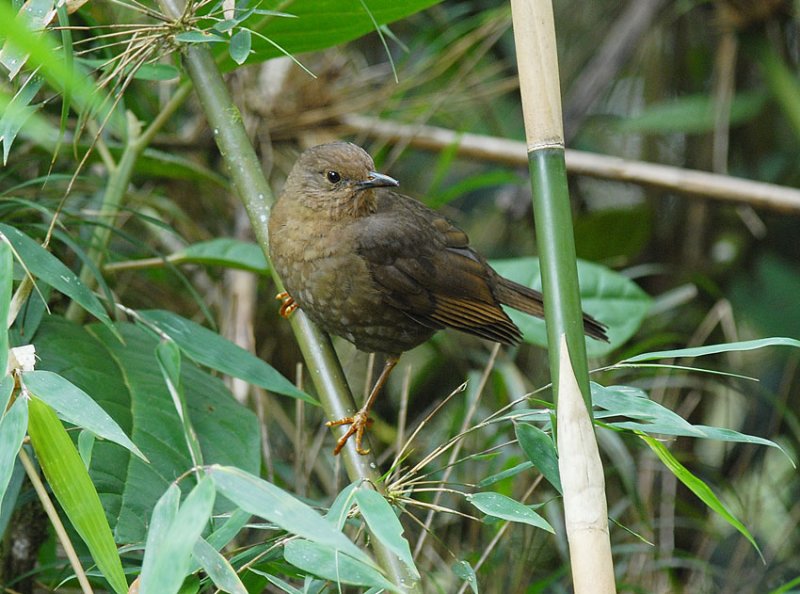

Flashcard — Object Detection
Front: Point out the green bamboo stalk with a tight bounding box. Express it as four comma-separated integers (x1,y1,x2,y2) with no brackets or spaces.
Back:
155,2,419,589
509,0,615,592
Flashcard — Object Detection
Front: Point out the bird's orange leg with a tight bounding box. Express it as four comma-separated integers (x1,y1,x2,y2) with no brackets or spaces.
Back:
275,291,298,318
326,356,400,455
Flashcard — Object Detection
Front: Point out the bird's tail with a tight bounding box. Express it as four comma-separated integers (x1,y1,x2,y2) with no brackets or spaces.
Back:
495,277,609,342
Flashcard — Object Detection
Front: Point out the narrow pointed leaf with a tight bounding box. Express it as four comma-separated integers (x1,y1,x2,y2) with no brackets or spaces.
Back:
0,237,12,374
138,309,314,403
326,481,359,528
193,537,247,594
355,488,419,578
0,397,27,509
452,560,479,594
0,376,13,418
515,423,562,493
0,224,114,330
207,465,373,568
283,540,399,593
27,397,128,594
622,337,800,363
140,478,216,594
23,370,146,460
229,29,251,65
466,492,553,532
641,434,762,559
594,383,790,461
171,238,268,273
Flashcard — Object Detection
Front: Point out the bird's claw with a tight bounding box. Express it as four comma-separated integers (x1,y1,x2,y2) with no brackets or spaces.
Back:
326,411,374,455
276,291,298,318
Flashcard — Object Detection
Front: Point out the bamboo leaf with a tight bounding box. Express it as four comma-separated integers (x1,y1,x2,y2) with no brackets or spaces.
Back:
641,434,763,560
207,465,374,568
466,492,553,532
452,560,479,594
27,397,128,594
622,337,800,363
192,537,247,594
283,539,399,593
171,238,268,273
515,423,562,493
0,223,114,331
228,29,251,65
140,478,216,594
355,487,419,579
23,370,146,460
0,397,27,510
138,309,314,403
0,237,10,374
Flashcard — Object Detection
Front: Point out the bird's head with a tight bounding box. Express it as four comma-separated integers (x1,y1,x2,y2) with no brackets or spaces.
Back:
282,142,399,218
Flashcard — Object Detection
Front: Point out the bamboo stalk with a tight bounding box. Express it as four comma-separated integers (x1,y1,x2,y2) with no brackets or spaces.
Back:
154,2,420,590
509,0,616,592
340,114,800,213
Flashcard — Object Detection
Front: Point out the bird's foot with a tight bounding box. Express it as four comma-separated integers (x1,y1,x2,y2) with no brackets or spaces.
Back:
275,291,298,318
326,410,374,455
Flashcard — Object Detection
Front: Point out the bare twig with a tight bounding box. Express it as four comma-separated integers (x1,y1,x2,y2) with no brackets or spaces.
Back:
340,114,800,213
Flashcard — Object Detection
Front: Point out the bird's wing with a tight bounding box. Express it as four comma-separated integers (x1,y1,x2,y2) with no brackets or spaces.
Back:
356,193,521,345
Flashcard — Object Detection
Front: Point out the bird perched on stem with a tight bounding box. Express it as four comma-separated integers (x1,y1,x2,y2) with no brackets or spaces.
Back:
269,142,607,455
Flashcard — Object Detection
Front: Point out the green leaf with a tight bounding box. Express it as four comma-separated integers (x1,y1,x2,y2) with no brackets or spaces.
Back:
78,430,95,469
622,337,800,363
216,0,441,71
22,370,146,460
466,492,553,533
171,238,269,274
0,224,114,331
0,397,27,510
0,0,56,78
618,91,767,134
477,461,534,488
0,2,122,135
137,309,314,403
262,574,304,594
0,376,13,419
0,237,11,374
489,257,650,356
283,540,399,593
325,481,359,528
140,478,216,594
33,317,260,543
593,383,790,460
641,434,763,559
206,465,374,568
515,423,562,493
0,74,44,165
175,30,227,43
355,487,419,579
27,397,128,594
229,29,251,65
452,560,479,594
139,484,179,588
192,537,248,594
137,147,229,187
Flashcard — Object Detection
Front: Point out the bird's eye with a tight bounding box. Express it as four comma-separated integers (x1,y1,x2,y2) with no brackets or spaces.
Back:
325,170,341,184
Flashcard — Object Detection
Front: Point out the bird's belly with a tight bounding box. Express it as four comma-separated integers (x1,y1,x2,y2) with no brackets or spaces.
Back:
274,232,432,355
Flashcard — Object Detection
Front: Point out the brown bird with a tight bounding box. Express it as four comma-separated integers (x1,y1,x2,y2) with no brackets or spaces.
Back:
268,142,607,455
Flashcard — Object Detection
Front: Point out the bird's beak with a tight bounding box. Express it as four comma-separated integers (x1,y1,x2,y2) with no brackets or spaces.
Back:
357,171,399,190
